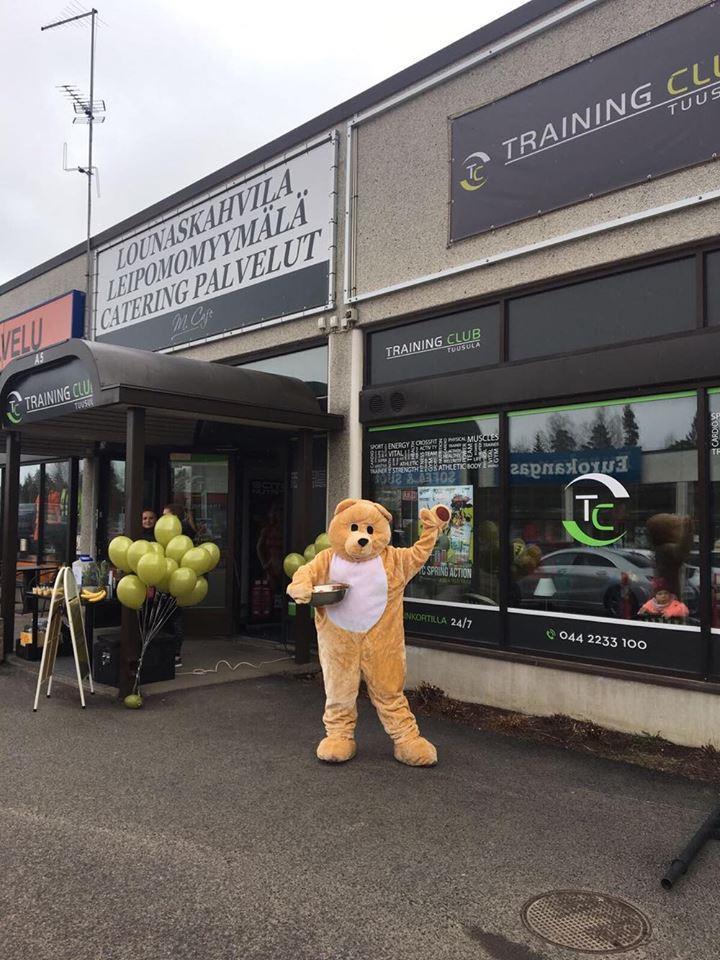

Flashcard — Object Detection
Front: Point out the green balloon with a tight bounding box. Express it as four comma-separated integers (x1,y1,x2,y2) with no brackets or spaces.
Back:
314,532,331,553
181,546,212,575
283,552,306,578
123,694,143,709
108,535,132,572
126,539,151,573
199,541,220,571
176,576,208,607
117,574,147,610
148,541,165,557
136,551,167,587
154,513,182,546
166,534,194,564
155,558,179,594
304,544,316,562
169,566,197,598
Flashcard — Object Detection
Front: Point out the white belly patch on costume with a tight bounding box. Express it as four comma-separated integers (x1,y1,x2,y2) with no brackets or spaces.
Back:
326,554,388,633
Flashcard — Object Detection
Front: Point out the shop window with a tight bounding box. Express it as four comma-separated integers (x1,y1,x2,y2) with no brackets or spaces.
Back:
106,461,126,540
237,345,328,400
41,461,70,564
708,391,720,653
18,465,41,562
102,459,156,552
508,393,701,673
508,258,695,362
707,251,720,326
170,455,228,608
366,415,500,646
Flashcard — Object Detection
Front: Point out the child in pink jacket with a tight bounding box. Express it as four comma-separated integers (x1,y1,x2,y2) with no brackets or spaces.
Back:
638,584,689,620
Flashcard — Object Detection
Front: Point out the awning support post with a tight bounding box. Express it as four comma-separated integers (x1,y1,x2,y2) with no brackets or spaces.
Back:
66,457,80,564
292,431,315,664
119,407,145,697
1,430,20,659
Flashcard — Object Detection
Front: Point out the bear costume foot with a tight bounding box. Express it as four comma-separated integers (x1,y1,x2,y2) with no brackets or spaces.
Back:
316,737,357,763
394,736,437,767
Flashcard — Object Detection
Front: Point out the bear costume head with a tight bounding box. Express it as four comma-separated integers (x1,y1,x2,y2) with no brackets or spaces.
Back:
328,498,393,562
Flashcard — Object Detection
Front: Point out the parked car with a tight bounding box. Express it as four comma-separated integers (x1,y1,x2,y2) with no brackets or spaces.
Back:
516,547,698,619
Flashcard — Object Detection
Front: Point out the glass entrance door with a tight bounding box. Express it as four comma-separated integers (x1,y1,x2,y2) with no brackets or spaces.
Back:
169,454,232,631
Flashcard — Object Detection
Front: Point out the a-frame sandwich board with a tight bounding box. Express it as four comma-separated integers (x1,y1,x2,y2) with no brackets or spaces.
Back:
33,566,94,710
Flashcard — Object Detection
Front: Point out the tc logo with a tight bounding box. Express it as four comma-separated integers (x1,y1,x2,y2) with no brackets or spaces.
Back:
6,390,23,425
562,473,630,547
460,151,491,191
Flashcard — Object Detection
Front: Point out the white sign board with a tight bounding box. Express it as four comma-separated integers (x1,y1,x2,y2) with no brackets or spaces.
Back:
94,135,337,351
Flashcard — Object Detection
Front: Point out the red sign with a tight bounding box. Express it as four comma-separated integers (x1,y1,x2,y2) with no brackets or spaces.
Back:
0,291,84,371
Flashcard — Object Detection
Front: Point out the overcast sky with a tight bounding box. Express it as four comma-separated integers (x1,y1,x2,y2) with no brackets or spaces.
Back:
0,0,524,287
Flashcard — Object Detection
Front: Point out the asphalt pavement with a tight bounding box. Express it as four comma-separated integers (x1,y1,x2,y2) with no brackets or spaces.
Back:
1,661,719,960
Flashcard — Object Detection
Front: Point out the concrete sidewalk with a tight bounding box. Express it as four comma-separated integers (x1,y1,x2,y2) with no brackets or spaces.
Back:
1,663,718,960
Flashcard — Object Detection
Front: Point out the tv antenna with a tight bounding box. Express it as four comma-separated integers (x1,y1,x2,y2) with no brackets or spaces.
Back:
41,7,105,330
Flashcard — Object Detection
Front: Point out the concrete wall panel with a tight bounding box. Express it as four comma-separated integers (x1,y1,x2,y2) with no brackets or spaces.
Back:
353,0,714,310
405,645,720,748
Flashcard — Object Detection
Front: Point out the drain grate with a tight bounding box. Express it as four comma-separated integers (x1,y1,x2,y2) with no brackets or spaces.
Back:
521,891,651,954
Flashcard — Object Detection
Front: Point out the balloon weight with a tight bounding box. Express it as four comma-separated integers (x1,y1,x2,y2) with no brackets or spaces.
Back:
154,514,181,546
169,566,197,598
126,540,151,573
136,551,167,587
199,541,220,570
166,534,194,564
116,574,147,610
283,553,306,578
123,694,143,709
177,576,208,607
181,546,212,575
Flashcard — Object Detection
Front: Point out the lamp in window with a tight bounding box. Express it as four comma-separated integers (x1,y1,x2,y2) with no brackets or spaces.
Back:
534,577,556,611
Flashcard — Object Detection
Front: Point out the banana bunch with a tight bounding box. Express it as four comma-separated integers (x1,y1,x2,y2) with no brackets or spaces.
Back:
80,587,107,603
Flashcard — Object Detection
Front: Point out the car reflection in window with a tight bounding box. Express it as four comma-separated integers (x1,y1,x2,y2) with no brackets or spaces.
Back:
516,547,698,623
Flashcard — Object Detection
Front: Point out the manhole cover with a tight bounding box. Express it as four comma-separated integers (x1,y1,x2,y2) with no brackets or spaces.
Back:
521,891,651,953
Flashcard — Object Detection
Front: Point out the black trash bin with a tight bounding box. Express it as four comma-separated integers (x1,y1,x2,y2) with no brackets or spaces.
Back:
92,630,120,686
137,633,176,683
92,630,176,686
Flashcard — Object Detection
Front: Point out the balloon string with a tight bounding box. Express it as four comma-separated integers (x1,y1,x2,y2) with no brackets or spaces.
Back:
133,592,178,695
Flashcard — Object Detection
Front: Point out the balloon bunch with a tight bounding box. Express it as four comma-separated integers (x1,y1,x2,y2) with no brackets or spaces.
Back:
283,531,331,579
108,513,220,707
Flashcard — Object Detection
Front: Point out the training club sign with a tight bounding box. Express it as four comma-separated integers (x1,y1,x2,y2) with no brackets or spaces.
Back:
450,4,720,241
94,136,336,351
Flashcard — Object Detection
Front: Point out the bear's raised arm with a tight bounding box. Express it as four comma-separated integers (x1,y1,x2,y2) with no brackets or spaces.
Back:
286,548,333,604
395,506,450,584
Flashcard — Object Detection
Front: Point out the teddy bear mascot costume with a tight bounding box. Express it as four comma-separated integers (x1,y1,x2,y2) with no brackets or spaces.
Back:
287,498,450,766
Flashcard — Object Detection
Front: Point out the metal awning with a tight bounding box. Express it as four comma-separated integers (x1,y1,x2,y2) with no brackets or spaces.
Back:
0,339,341,454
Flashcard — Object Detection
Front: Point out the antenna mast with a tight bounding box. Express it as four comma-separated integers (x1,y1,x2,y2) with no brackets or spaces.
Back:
42,7,104,334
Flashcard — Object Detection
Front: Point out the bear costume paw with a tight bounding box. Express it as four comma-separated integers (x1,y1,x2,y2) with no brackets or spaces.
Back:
316,737,357,763
394,736,438,767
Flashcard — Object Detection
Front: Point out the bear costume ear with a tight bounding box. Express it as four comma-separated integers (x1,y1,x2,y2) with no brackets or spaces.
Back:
373,502,393,523
334,498,358,516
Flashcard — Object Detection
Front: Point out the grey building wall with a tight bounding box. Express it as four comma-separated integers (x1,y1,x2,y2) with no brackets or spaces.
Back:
0,255,85,325
351,0,717,325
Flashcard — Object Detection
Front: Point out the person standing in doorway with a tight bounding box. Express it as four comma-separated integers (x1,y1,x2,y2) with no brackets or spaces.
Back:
162,502,197,542
140,508,157,541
